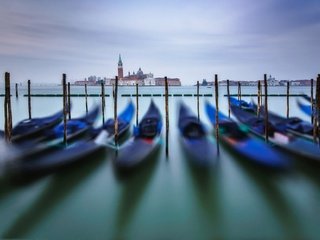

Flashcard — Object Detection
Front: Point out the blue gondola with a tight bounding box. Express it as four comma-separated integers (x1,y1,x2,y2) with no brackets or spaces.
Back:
232,98,314,140
5,101,135,178
230,104,320,163
114,100,162,169
297,98,313,117
205,101,289,169
178,102,217,167
11,109,64,143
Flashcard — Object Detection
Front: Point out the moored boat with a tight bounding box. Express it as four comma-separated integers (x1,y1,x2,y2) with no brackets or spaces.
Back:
11,108,64,143
178,102,217,167
114,100,162,169
4,101,135,178
231,104,320,163
205,101,290,169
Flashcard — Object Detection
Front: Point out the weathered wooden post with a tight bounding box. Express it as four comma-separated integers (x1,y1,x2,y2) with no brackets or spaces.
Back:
85,83,88,114
257,80,261,116
101,82,105,125
227,79,230,118
114,76,119,145
28,79,31,119
215,74,220,154
237,81,240,101
135,83,139,126
62,74,67,145
286,81,290,118
315,75,320,144
264,74,269,142
165,76,169,157
15,83,18,98
68,82,71,120
197,80,200,122
311,78,314,124
4,72,12,141
4,74,8,140
238,81,242,102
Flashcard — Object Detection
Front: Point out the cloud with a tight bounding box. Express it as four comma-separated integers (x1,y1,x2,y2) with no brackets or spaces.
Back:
0,0,319,84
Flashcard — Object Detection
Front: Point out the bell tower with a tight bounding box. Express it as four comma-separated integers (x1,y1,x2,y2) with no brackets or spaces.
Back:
117,54,124,79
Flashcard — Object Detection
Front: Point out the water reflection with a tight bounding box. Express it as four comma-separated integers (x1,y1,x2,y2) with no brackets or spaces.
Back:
187,161,223,238
3,149,106,238
112,146,160,239
232,155,303,238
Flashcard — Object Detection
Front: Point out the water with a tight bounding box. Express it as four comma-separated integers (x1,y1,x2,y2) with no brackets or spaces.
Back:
0,85,319,239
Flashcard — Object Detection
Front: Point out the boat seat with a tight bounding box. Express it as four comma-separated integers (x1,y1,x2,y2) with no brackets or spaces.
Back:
139,118,159,138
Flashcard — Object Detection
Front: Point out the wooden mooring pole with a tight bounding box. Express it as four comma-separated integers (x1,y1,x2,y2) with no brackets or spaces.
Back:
114,76,119,146
311,78,314,124
85,83,88,114
4,72,12,142
68,82,71,120
214,74,220,154
257,80,261,116
314,75,320,144
197,81,200,122
15,83,18,98
165,76,169,157
136,83,139,126
264,74,269,142
286,81,290,118
4,74,8,141
101,82,105,125
62,74,67,145
237,82,240,101
227,79,230,118
28,79,31,119
238,82,242,102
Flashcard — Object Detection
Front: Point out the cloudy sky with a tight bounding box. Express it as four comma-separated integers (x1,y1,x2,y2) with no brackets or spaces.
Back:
0,0,319,85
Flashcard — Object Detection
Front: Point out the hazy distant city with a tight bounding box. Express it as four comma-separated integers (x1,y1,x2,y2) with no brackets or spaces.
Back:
199,75,314,87
74,55,181,86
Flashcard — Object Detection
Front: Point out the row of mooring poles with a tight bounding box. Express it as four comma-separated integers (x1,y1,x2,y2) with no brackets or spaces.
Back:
6,73,320,150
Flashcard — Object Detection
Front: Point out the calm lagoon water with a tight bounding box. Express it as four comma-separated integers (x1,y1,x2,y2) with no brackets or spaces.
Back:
0,85,319,239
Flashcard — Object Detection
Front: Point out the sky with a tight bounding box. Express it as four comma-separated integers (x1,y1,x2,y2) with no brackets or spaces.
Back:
0,0,319,85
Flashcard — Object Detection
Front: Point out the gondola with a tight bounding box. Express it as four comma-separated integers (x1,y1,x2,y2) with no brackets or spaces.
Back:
4,101,135,178
205,101,289,169
230,104,320,163
258,104,313,140
10,109,64,143
232,98,314,140
178,102,217,167
297,98,313,117
94,100,135,145
114,100,162,169
229,97,255,112
15,104,101,150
